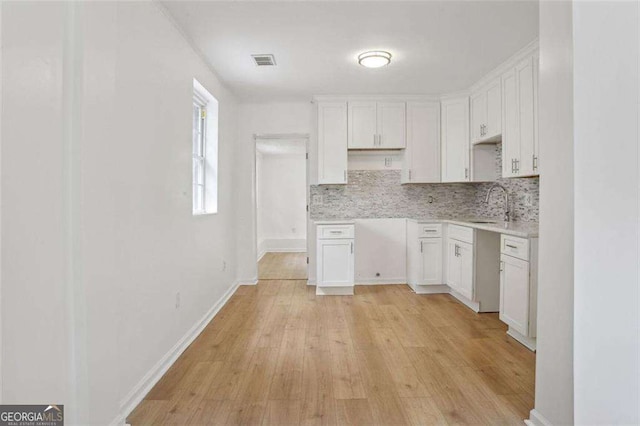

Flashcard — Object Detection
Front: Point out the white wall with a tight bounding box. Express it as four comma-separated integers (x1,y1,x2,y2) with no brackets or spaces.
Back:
2,2,240,424
573,1,639,423
236,102,313,282
257,153,307,258
2,0,72,408
532,1,574,425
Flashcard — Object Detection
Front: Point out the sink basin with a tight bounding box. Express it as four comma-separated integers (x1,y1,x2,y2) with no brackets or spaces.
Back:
467,220,498,224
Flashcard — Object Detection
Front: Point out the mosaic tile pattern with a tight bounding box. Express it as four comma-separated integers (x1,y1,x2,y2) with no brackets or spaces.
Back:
310,144,539,222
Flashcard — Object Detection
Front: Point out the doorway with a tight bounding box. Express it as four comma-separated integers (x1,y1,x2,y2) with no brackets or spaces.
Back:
254,134,309,280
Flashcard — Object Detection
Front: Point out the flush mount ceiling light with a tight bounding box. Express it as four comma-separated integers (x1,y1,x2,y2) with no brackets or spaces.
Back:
357,51,392,68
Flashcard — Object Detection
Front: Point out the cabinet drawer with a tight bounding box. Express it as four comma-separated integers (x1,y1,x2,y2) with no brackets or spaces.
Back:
501,235,529,261
418,223,442,238
318,224,355,239
448,224,474,244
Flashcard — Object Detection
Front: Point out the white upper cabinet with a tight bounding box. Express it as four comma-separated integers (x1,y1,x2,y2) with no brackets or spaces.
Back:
501,53,539,177
347,101,377,149
441,97,470,182
317,101,348,184
402,101,440,183
348,101,406,149
471,77,502,144
377,101,406,149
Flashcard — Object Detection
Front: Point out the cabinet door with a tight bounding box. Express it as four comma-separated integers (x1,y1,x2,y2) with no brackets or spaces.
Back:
470,91,486,143
446,239,460,291
501,69,519,178
500,254,530,336
404,101,440,183
317,102,348,184
348,101,377,149
377,101,406,148
457,241,474,300
485,78,502,139
419,238,443,285
517,57,536,176
317,239,354,287
441,97,470,182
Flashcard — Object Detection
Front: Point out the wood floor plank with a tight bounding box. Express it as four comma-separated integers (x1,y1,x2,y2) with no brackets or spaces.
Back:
128,254,535,426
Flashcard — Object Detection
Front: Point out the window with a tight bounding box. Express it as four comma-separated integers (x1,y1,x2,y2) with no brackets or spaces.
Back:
192,79,218,215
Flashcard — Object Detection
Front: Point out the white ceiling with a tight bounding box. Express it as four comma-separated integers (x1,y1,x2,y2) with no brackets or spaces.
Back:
162,1,539,102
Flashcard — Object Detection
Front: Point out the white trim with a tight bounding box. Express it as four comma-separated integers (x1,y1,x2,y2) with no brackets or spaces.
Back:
354,278,406,285
254,133,310,141
408,284,450,294
506,328,537,352
526,409,553,426
238,279,259,286
115,281,240,425
449,289,481,312
315,286,354,296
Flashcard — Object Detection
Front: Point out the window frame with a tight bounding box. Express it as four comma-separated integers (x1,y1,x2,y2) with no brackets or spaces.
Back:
192,79,219,216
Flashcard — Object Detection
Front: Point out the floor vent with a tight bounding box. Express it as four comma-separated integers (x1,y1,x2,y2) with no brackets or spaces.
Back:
251,54,277,66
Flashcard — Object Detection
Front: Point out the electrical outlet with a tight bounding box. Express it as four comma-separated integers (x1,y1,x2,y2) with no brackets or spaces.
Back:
524,193,533,207
175,292,181,309
384,157,393,168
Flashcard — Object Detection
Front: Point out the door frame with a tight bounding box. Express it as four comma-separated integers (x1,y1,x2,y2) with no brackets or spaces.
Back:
253,133,310,279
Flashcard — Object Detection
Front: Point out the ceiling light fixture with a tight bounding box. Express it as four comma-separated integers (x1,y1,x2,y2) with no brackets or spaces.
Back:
358,51,392,68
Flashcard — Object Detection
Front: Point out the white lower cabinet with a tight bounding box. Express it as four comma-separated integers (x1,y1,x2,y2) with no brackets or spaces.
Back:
316,223,355,295
499,235,538,351
406,221,445,293
500,254,530,335
446,225,501,313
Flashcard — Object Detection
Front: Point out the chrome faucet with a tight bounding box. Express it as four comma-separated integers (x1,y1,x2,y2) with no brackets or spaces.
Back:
485,183,511,222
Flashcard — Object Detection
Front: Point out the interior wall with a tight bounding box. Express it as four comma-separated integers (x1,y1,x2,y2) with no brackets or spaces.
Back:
257,152,307,258
1,0,72,409
531,1,574,425
2,1,240,424
573,1,639,423
235,102,313,282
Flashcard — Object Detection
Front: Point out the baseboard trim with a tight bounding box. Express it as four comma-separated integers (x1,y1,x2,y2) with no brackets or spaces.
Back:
355,278,406,285
526,409,553,426
238,278,258,286
115,280,240,425
408,283,450,294
506,328,537,352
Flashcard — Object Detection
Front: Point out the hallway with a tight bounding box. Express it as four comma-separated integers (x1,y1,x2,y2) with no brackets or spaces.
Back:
128,256,535,425
258,252,308,280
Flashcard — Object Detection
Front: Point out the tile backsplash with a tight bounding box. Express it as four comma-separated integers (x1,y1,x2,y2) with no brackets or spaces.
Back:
310,144,539,222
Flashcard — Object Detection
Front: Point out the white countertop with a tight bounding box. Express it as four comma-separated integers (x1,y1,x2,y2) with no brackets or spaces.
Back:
314,220,356,226
410,218,539,238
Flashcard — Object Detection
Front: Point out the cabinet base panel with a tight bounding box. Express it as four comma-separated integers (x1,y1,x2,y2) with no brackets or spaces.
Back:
450,290,499,313
506,328,537,352
409,283,450,294
316,286,354,296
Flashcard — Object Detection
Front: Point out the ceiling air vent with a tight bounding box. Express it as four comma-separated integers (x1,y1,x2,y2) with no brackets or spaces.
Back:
251,54,276,67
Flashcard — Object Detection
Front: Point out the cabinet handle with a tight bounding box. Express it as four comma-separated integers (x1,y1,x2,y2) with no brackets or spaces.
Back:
350,242,354,254
420,241,423,253
500,261,504,272
424,229,436,233
454,244,459,257
464,168,469,180
373,134,377,146
329,230,342,234
515,159,520,173
505,244,518,249
378,134,382,146
408,170,412,181
533,155,538,171
511,158,515,174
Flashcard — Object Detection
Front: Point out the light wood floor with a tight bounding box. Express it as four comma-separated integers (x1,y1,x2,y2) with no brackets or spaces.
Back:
128,279,535,425
258,252,308,280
